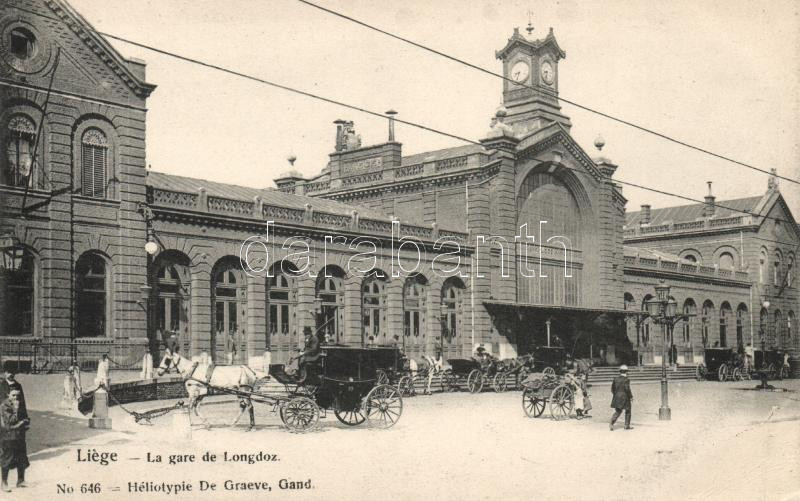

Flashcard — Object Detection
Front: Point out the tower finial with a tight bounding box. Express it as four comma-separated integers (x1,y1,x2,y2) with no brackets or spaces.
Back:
526,10,534,35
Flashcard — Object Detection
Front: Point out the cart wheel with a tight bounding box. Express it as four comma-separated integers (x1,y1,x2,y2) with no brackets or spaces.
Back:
467,369,484,393
376,370,389,386
516,368,529,390
542,366,555,377
731,367,741,381
522,388,545,418
696,363,707,381
492,373,508,393
767,363,776,379
333,406,366,426
549,384,574,420
718,364,727,382
397,375,415,397
363,384,403,429
280,396,319,433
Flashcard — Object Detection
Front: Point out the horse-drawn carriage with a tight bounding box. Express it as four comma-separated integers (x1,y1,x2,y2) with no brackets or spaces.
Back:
270,345,404,428
155,345,403,432
696,348,748,381
531,346,567,377
441,357,500,393
521,373,575,420
754,349,788,380
489,354,535,392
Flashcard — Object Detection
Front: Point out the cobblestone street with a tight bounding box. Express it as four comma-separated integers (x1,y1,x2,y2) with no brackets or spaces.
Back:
11,376,800,500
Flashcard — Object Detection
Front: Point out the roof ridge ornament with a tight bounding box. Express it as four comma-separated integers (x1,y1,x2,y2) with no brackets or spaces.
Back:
767,168,779,192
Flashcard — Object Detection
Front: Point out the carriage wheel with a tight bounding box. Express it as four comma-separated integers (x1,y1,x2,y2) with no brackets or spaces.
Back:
397,375,415,397
731,367,741,381
363,384,403,429
696,363,707,381
376,370,390,386
467,369,484,393
492,373,508,393
549,385,574,420
516,368,529,390
280,396,319,433
542,366,555,377
334,406,366,426
522,388,545,418
718,364,728,382
441,370,457,392
767,363,776,380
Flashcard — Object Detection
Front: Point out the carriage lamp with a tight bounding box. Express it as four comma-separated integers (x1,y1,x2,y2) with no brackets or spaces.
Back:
666,298,678,318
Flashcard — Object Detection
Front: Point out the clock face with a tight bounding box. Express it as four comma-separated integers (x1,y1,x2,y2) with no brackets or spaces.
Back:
540,61,555,85
510,61,529,84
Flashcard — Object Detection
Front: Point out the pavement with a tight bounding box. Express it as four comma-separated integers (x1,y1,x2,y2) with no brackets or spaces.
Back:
5,374,800,500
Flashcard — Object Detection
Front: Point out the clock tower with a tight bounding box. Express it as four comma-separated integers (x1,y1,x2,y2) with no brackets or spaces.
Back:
496,26,571,136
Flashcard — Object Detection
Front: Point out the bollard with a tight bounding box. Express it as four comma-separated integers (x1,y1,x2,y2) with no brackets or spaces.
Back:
172,406,192,440
89,388,112,429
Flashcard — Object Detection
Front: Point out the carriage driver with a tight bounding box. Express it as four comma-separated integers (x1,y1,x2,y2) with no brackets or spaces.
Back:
289,327,321,380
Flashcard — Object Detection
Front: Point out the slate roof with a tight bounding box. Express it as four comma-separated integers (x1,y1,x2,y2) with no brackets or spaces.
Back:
146,171,434,227
400,144,486,167
625,196,762,227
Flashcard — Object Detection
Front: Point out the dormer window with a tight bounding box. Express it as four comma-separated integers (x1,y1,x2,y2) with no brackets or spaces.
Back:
9,28,36,60
81,129,108,198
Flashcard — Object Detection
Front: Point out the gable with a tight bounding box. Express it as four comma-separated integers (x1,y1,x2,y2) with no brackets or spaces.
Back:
758,193,800,245
1,0,154,107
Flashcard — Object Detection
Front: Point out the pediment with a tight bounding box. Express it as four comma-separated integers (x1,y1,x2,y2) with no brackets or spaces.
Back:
515,123,605,182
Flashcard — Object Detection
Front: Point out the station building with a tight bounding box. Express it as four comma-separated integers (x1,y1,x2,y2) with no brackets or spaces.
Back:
1,0,797,368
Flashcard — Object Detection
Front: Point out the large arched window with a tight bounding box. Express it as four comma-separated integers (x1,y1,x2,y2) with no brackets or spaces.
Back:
759,249,767,284
76,253,109,338
152,252,190,349
683,299,697,345
701,300,714,348
212,260,247,364
268,265,297,339
0,246,35,336
736,304,748,349
441,277,466,353
4,115,36,188
81,128,108,198
718,252,735,271
403,275,428,340
316,266,345,344
362,271,388,345
719,302,732,348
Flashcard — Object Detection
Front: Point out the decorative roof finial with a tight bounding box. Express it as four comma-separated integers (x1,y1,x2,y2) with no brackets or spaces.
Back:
594,134,605,151
767,168,779,192
287,154,297,166
526,10,534,35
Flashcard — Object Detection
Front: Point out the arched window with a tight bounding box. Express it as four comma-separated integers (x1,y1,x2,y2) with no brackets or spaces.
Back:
362,272,387,345
719,302,732,347
773,252,782,287
701,300,714,348
718,252,735,271
759,249,767,284
441,277,466,352
403,275,428,340
81,129,108,198
683,299,697,345
736,304,748,349
212,260,246,364
4,115,36,188
788,254,795,288
152,252,190,348
788,311,796,350
316,266,344,344
759,307,769,346
641,295,653,346
76,253,108,338
268,268,295,338
683,254,697,263
774,310,783,349
0,246,35,336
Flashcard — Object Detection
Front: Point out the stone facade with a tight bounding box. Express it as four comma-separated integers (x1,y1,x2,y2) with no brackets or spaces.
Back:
1,1,797,370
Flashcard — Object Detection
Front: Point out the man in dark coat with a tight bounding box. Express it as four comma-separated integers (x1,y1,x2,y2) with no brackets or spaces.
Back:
0,389,30,490
0,364,26,417
610,365,633,431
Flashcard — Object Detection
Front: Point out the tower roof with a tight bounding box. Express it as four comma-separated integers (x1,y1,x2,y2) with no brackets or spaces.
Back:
496,27,566,60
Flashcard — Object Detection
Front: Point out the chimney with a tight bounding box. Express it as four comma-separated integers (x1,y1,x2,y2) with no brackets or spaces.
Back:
334,119,347,152
640,204,651,225
386,110,397,142
704,181,715,217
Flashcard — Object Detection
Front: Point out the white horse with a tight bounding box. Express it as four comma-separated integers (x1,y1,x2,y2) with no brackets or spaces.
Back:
156,351,260,429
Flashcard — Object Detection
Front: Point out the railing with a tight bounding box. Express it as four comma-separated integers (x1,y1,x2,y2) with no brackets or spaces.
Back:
625,215,753,238
0,338,149,373
623,254,750,282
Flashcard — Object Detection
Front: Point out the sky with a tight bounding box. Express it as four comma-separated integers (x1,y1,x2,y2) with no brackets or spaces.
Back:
69,0,800,215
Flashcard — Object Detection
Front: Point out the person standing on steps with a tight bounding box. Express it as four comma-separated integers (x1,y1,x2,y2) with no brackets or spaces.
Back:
609,365,633,431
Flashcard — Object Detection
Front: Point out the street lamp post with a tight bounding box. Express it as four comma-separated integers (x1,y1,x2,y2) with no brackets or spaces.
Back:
646,281,687,421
